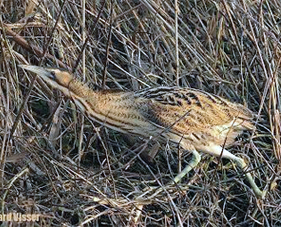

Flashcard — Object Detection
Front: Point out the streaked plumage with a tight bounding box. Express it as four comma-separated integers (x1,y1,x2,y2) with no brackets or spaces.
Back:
20,64,266,198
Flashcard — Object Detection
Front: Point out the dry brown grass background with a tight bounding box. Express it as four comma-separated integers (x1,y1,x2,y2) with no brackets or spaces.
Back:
1,0,281,226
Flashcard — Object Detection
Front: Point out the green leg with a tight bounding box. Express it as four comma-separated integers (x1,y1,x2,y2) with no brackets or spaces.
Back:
234,157,266,199
171,150,201,184
204,145,266,199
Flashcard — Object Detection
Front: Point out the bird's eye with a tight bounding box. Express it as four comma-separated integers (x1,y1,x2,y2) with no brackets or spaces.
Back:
50,71,56,79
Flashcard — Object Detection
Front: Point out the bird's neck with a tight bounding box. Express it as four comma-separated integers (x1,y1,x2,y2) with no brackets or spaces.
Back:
66,79,130,115
64,79,150,134
67,79,98,100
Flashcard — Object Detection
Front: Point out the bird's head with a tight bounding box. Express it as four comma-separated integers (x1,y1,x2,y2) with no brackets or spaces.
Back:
19,64,95,103
19,65,74,90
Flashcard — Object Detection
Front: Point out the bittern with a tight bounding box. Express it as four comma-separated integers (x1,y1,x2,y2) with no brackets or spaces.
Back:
20,64,266,198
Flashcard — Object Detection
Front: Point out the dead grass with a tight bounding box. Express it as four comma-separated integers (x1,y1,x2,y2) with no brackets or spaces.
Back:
0,0,280,226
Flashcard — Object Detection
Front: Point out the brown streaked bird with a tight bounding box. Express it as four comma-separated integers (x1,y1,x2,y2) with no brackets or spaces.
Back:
20,64,266,198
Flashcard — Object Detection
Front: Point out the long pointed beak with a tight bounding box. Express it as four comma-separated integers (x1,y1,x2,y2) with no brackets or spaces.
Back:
19,64,56,80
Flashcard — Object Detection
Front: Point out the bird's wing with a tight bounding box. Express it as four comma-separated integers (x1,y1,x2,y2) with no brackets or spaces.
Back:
136,87,253,137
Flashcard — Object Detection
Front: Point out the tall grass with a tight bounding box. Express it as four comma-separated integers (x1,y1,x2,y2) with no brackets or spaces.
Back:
0,1,280,226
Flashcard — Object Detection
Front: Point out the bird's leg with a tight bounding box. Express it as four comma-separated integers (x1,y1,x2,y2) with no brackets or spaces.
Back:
230,155,266,199
206,145,266,199
172,149,201,184
143,149,201,199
